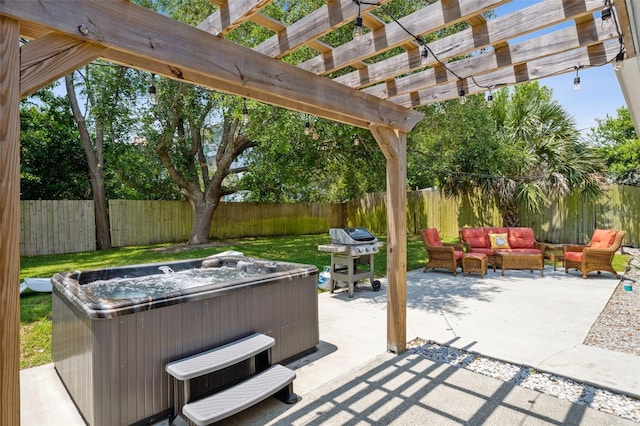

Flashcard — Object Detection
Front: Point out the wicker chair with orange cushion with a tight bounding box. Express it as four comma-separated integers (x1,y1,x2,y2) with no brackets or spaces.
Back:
420,228,465,276
563,229,626,279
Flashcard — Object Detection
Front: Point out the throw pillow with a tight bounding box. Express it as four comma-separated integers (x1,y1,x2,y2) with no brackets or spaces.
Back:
489,233,510,249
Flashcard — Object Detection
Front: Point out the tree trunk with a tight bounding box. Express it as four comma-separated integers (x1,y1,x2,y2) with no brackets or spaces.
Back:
500,201,521,227
65,74,112,250
188,198,217,245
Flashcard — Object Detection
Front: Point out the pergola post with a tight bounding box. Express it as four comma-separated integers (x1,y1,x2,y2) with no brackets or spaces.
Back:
0,16,22,426
370,125,407,354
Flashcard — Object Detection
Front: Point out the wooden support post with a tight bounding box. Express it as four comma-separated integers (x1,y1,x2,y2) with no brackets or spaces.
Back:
0,16,22,426
370,125,407,354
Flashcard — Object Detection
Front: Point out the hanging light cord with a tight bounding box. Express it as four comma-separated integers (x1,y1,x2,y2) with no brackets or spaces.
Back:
352,0,626,96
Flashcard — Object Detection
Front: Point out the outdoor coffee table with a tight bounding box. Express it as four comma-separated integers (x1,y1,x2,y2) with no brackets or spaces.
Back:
493,252,544,277
544,243,564,271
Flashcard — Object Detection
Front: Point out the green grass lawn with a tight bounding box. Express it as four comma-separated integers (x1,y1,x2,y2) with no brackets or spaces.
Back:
18,234,629,369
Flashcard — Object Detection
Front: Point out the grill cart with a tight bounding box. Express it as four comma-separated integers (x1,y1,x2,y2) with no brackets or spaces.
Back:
318,227,382,298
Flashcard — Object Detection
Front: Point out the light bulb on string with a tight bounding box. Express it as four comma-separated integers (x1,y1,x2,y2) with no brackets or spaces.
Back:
148,74,158,105
458,88,467,105
353,15,364,39
614,50,625,71
573,66,581,92
601,7,614,31
421,46,429,65
242,99,249,125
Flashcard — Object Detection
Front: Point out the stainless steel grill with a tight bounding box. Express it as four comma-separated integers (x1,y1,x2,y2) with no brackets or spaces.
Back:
318,228,382,297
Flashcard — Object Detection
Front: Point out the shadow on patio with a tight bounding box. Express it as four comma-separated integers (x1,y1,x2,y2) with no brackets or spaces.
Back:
226,350,633,425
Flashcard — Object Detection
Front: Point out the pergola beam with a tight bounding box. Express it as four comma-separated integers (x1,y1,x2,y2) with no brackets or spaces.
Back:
254,0,390,59
1,0,422,131
20,33,106,98
198,0,272,36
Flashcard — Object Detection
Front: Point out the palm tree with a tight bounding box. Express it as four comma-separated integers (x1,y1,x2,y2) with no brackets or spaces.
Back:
439,82,606,226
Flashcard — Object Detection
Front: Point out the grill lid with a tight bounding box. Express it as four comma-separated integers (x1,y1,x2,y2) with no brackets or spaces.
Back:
329,228,377,245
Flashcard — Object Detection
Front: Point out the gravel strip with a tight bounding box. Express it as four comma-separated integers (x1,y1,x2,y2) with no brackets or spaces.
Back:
408,339,640,422
409,247,640,423
584,247,640,356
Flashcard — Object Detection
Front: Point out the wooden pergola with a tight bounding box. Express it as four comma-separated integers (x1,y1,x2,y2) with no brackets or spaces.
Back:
1,0,638,422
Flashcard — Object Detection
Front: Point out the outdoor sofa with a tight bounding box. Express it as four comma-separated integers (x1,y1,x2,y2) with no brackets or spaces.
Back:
459,227,546,266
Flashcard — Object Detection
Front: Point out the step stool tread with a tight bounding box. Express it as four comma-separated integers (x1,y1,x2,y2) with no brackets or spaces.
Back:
182,364,295,425
166,333,274,380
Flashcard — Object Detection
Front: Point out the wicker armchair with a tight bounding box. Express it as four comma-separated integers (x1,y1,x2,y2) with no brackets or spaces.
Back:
420,228,464,276
563,230,626,279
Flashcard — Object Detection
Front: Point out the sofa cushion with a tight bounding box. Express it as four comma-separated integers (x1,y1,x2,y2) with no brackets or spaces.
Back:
468,247,495,256
460,228,488,248
508,227,536,249
565,251,583,262
588,230,617,249
485,227,509,236
423,228,443,247
454,250,464,260
489,233,510,249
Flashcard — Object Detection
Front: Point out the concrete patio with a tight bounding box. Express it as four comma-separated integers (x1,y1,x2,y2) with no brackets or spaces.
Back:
21,266,640,425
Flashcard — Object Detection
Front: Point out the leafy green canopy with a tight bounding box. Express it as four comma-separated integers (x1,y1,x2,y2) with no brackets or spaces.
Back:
589,106,640,185
20,89,90,199
408,82,606,226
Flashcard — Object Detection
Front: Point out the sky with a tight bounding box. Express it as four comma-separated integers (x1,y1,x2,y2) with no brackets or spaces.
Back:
492,1,627,134
538,66,625,133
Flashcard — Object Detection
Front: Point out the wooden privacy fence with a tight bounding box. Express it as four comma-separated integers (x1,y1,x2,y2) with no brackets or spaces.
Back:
109,200,345,246
20,199,345,255
20,200,95,256
347,185,640,246
19,185,639,255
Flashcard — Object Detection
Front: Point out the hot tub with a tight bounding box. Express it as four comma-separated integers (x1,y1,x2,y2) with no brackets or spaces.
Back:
52,254,319,426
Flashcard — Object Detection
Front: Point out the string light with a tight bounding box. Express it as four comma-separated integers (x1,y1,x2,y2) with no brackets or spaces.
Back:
353,0,364,39
486,90,493,108
421,47,429,65
573,65,581,92
613,49,625,71
458,87,467,105
601,3,614,31
148,74,158,105
242,99,249,125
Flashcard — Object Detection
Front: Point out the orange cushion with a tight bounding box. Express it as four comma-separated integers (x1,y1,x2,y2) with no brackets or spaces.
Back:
485,227,509,236
588,230,617,249
464,253,487,259
469,248,495,256
508,228,535,249
460,228,488,248
423,228,443,247
565,252,583,262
